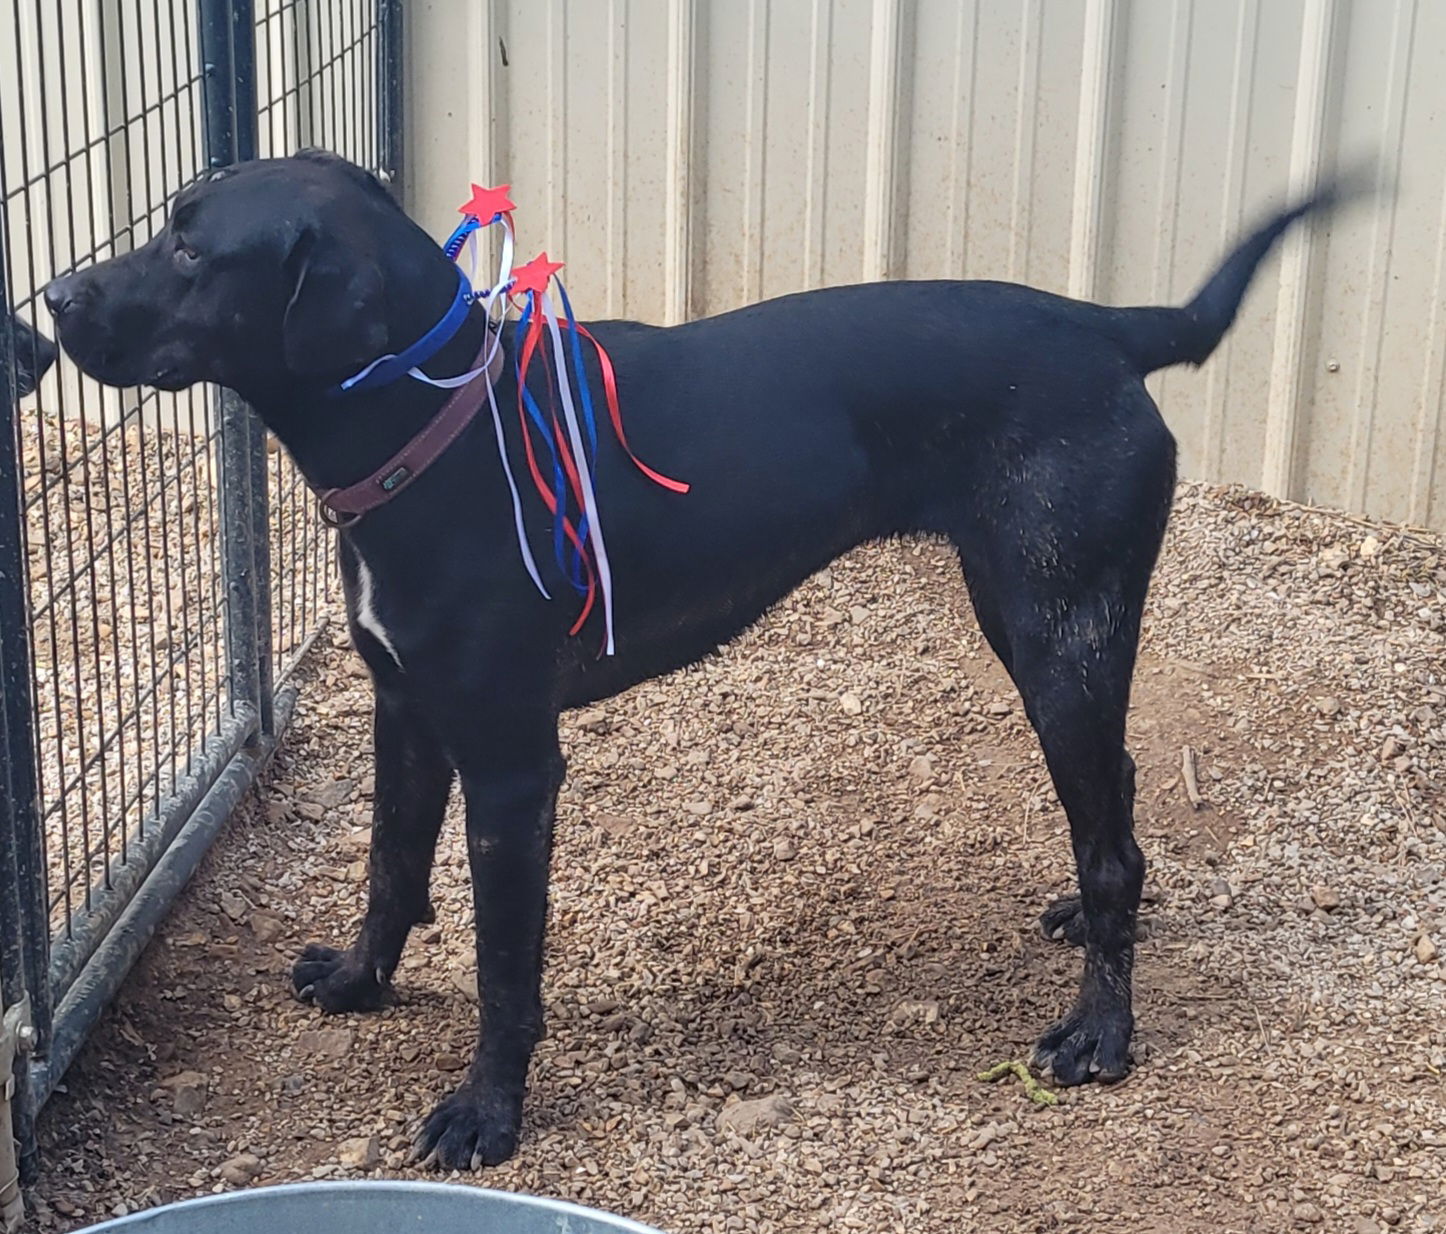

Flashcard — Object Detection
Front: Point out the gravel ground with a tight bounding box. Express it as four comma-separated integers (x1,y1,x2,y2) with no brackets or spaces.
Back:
25,480,1445,1234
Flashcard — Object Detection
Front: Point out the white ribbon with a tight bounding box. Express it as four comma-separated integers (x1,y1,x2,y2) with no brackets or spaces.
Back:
540,286,615,655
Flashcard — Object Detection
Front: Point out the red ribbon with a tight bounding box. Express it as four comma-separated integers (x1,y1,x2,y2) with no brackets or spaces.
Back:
574,323,690,495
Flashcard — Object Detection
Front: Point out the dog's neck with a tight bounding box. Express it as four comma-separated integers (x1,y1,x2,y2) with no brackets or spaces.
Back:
243,250,500,496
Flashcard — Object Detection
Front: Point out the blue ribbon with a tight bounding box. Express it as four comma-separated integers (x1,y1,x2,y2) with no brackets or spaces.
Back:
329,265,474,397
515,295,588,593
443,216,482,261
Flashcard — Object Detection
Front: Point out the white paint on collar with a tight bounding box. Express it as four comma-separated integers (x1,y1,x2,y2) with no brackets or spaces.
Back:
356,558,403,670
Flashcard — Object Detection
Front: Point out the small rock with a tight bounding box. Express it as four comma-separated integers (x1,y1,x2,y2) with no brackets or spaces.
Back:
772,837,797,862
281,1075,306,1096
1415,934,1438,964
1316,696,1341,717
908,755,936,783
174,1084,207,1117
985,700,1012,717
313,778,355,809
219,891,247,923
297,1028,354,1058
717,1093,795,1137
888,999,940,1028
451,966,479,1002
337,1136,381,1171
1359,535,1381,559
1209,877,1234,907
435,1052,467,1072
1292,1201,1323,1225
728,795,754,812
249,912,285,944
596,813,635,837
1310,885,1341,912
839,692,863,716
575,708,609,734
220,1153,261,1187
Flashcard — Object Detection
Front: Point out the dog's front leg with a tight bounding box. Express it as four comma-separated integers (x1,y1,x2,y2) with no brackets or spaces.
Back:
293,687,454,1011
416,713,564,1170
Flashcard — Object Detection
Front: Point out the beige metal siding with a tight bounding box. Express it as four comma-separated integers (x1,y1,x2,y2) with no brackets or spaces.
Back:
358,4,1446,529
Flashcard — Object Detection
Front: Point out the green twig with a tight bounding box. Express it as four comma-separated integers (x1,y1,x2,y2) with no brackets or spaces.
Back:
977,1059,1058,1106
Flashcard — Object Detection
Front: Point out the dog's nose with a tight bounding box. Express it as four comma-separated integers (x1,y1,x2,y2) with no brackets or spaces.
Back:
44,274,82,319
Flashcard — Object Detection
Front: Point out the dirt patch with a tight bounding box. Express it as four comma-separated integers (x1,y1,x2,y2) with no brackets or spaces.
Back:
27,481,1446,1234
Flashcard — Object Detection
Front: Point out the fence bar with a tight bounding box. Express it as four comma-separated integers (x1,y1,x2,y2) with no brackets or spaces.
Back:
47,708,257,998
0,280,50,1185
32,688,297,1109
201,0,274,741
200,0,238,171
379,0,404,191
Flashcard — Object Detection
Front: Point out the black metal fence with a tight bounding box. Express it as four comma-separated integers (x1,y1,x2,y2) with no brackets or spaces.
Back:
0,0,400,1194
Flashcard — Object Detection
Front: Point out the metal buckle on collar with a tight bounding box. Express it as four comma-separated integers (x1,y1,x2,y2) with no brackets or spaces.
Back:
316,494,360,530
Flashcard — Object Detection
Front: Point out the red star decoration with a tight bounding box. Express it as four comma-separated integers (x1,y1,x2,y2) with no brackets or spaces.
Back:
509,252,564,300
457,183,516,223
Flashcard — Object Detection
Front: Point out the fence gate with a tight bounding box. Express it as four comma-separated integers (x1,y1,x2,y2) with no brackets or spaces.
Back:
0,0,401,1212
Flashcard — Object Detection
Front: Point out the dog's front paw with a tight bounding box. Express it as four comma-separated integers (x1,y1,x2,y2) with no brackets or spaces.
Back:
1039,895,1088,946
292,943,392,1013
1033,1005,1132,1086
416,1085,522,1170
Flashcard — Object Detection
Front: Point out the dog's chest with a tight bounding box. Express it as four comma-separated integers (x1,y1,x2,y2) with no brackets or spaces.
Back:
342,543,403,671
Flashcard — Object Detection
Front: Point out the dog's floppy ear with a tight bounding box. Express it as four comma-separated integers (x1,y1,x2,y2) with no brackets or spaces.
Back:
281,225,387,378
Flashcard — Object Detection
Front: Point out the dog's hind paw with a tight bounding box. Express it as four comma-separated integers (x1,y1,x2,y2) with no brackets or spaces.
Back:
1039,895,1088,946
292,943,393,1013
416,1086,522,1170
1033,1007,1132,1086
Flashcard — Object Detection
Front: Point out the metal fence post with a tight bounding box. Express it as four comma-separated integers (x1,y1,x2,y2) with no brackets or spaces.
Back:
0,247,49,1191
379,0,404,194
201,0,273,739
231,0,274,737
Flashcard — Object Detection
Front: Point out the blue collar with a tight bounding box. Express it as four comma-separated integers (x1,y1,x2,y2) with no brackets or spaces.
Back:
329,266,474,397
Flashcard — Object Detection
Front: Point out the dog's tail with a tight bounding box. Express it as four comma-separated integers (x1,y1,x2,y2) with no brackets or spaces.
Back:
1102,171,1372,377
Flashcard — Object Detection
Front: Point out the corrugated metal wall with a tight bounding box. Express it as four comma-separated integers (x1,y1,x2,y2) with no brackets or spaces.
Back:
410,0,1444,530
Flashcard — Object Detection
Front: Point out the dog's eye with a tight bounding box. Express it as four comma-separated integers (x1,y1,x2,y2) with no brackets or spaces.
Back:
174,242,201,269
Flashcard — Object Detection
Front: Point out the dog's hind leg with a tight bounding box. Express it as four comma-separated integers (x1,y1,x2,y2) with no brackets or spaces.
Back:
950,391,1173,1085
961,574,1084,949
293,687,454,1012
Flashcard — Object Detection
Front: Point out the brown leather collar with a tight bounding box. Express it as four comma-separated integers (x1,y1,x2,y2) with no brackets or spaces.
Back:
316,333,503,528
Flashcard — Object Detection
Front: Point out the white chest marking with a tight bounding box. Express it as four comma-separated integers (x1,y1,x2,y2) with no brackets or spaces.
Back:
356,559,403,670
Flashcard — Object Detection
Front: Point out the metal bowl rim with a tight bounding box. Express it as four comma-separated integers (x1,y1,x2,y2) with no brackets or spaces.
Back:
77,1179,665,1233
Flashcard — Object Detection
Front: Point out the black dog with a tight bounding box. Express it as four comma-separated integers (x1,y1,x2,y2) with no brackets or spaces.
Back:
3,310,57,399
46,150,1341,1169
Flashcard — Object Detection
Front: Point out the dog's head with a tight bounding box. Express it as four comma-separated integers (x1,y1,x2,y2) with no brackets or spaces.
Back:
45,150,441,399
4,311,58,399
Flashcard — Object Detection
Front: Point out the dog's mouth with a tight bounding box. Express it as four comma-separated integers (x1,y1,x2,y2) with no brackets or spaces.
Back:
57,331,198,393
